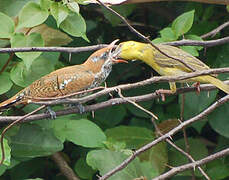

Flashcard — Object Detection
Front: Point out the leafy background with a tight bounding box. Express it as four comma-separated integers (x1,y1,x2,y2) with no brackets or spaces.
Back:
0,0,229,179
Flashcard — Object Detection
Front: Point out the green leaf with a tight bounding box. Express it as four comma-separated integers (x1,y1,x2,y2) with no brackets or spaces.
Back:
102,5,136,26
0,12,15,38
0,72,13,95
60,13,87,39
0,0,32,17
10,124,63,158
53,117,106,148
0,138,11,166
10,52,59,87
74,157,95,179
28,24,72,46
0,165,7,176
169,138,208,176
17,2,49,29
152,38,164,44
206,159,229,180
11,33,44,70
105,126,155,149
50,2,69,27
179,90,217,119
209,102,229,138
159,27,177,41
180,46,199,56
215,44,229,67
0,54,9,70
40,0,51,11
125,101,153,118
9,158,46,180
66,1,79,13
87,150,143,180
172,10,195,37
95,105,126,127
105,126,168,174
185,34,203,50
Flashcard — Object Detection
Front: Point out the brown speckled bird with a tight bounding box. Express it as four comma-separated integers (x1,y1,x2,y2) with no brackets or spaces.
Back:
0,40,124,110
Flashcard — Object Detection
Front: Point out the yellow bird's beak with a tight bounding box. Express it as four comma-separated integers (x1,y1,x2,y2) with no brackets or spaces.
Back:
109,43,128,64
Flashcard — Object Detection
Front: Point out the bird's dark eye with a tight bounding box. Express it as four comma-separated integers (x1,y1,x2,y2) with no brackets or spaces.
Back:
101,51,108,59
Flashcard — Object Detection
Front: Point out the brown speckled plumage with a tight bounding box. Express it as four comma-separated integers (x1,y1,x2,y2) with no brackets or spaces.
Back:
0,44,118,110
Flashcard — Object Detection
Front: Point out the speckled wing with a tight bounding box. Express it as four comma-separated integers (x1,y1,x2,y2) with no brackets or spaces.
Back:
23,65,95,98
154,44,210,72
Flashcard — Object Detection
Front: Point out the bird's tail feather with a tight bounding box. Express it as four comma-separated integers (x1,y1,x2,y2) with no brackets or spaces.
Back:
0,95,22,111
204,75,229,94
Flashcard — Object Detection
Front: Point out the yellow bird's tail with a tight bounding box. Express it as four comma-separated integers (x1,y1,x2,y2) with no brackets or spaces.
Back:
202,75,229,94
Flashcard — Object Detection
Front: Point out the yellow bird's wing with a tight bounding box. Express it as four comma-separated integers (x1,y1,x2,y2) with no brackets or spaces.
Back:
154,44,210,73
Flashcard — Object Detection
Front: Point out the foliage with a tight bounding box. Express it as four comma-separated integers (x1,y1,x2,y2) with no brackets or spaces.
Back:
0,0,229,179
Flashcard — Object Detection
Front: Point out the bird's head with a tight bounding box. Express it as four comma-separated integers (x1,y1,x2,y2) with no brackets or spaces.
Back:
113,41,150,61
84,39,127,74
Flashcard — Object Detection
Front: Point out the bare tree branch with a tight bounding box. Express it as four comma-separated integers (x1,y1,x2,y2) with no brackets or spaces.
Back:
93,0,229,5
201,21,229,39
51,152,80,180
164,37,229,47
117,89,210,179
29,68,229,105
0,37,228,54
98,95,229,180
0,78,228,123
152,147,229,180
121,0,229,5
0,44,107,53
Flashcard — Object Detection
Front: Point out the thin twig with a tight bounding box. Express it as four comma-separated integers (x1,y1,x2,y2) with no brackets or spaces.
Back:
164,37,229,47
0,80,229,124
117,88,158,119
179,87,196,180
0,44,107,53
98,95,229,180
96,0,197,72
0,53,14,74
51,152,80,180
0,37,228,54
0,105,46,164
152,147,229,180
201,21,229,39
116,89,210,180
29,67,229,106
151,119,210,180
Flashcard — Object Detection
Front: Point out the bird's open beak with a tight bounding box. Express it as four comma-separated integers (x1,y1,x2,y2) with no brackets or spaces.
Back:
108,42,128,64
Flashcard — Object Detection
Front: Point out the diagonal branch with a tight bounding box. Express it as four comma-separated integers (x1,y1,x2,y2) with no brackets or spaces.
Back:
201,21,229,39
152,147,229,180
98,95,229,180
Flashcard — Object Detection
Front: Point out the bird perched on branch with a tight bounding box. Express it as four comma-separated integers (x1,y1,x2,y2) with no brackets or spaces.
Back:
114,41,229,95
0,40,126,110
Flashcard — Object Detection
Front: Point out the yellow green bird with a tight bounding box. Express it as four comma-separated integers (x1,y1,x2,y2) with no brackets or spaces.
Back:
114,41,229,94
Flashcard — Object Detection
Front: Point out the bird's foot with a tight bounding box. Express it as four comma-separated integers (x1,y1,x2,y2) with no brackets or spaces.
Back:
69,103,85,114
46,106,57,119
156,89,175,101
192,82,200,94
